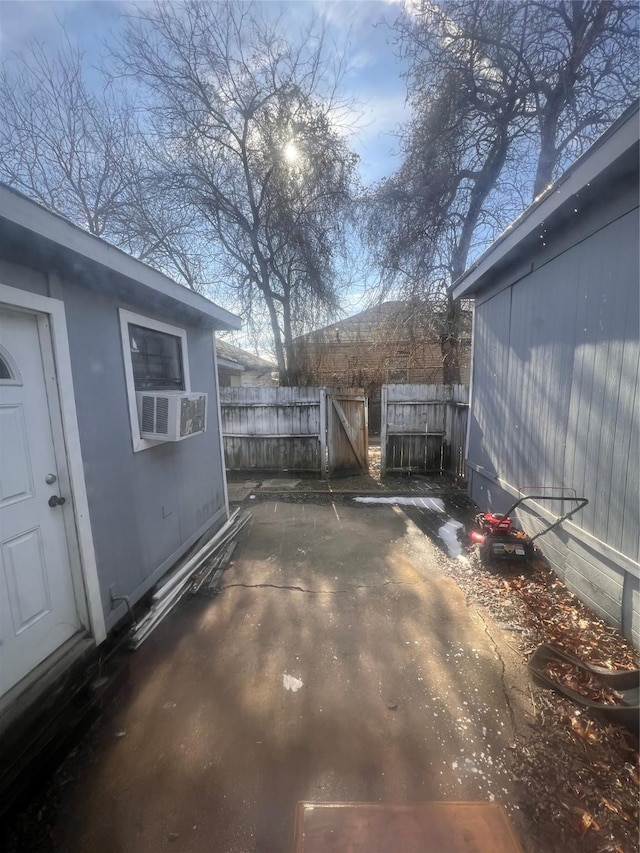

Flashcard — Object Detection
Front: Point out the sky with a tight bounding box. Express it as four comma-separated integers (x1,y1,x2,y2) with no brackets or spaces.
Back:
0,1,414,351
0,0,411,184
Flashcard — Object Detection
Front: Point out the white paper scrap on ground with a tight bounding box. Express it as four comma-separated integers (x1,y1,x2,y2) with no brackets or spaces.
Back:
438,519,464,558
283,673,304,692
354,496,445,512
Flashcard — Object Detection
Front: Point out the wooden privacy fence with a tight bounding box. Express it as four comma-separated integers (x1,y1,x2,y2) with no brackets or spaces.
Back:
219,387,368,477
221,384,467,478
380,384,469,477
220,386,326,475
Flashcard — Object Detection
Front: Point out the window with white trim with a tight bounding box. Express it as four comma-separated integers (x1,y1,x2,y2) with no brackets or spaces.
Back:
129,324,185,391
119,309,191,452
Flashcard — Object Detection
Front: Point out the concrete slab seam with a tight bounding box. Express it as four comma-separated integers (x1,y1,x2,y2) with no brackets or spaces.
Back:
216,579,426,595
476,610,518,735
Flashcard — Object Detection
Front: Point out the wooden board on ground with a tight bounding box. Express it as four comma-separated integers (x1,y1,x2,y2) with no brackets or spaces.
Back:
293,802,525,853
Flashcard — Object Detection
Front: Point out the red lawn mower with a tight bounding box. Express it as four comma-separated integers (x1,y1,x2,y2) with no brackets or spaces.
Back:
470,490,588,564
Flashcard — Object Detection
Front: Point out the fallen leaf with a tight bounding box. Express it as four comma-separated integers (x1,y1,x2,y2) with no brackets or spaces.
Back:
570,715,602,742
569,808,600,836
543,660,625,705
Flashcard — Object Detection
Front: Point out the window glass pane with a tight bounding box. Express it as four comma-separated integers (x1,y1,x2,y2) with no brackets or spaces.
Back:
129,324,185,391
0,355,11,380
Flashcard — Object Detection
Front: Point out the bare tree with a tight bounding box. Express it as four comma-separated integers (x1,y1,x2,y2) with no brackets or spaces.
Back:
112,0,358,383
111,161,209,292
0,33,204,289
0,36,129,238
370,0,533,381
368,0,638,382
525,1,639,196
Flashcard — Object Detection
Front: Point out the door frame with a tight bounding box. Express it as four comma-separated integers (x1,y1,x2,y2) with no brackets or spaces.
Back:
0,283,106,665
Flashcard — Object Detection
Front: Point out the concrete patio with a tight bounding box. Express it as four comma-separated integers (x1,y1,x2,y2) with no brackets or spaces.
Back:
45,499,534,852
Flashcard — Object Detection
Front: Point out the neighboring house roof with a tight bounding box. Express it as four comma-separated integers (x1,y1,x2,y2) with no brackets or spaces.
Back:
216,339,277,373
0,182,241,331
451,99,640,300
294,301,469,345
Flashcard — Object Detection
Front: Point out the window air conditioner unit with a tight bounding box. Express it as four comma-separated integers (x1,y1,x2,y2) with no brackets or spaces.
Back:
136,391,208,441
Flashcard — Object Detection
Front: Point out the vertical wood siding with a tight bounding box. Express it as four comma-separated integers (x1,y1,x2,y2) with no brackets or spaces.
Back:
468,203,639,642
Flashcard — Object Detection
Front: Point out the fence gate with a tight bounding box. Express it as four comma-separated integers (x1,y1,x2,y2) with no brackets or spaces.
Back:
326,389,368,477
380,384,469,477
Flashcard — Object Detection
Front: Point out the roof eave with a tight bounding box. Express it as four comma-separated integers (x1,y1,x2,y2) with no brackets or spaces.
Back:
0,184,241,331
451,101,640,300
217,357,245,371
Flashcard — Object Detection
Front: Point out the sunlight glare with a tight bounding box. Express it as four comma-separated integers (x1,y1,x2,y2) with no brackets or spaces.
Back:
283,141,299,163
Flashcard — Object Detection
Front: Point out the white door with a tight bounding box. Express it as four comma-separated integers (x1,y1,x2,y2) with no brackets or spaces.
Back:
0,307,81,698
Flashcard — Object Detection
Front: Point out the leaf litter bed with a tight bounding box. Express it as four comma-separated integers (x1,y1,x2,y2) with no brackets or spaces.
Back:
541,659,626,706
442,546,639,853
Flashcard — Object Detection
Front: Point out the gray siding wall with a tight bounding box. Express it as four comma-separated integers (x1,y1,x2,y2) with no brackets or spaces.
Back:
0,257,227,631
467,197,639,645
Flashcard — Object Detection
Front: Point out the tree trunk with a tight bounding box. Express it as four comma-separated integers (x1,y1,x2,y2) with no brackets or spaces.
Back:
533,118,559,199
440,133,511,385
262,291,287,382
281,297,299,386
441,293,462,385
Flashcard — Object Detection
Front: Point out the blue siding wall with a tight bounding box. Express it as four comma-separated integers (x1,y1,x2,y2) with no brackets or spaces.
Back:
468,202,639,645
0,257,227,631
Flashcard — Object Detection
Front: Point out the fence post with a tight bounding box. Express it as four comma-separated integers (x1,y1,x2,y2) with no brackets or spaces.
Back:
363,391,369,468
213,339,230,519
380,385,388,478
319,387,327,480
